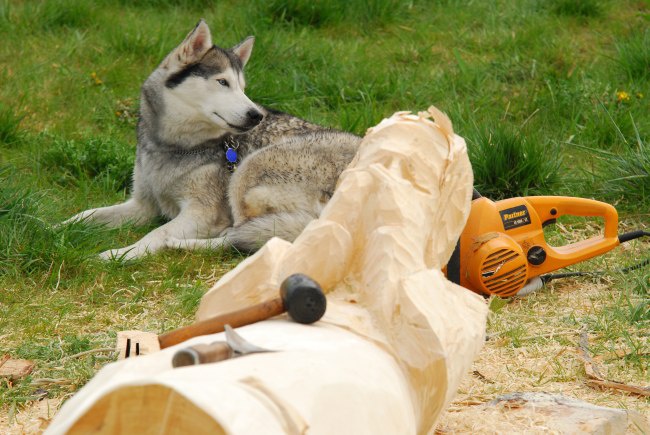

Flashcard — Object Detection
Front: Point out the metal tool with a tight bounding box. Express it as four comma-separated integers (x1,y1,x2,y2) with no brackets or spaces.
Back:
117,273,326,359
171,325,273,367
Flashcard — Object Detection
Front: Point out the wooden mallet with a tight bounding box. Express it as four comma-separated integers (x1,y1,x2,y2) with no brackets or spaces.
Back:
116,273,326,359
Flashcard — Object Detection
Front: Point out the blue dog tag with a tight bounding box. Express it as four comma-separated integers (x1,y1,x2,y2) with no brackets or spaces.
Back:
226,147,238,163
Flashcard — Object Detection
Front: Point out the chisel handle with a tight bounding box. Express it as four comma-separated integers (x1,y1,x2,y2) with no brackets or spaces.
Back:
172,342,233,367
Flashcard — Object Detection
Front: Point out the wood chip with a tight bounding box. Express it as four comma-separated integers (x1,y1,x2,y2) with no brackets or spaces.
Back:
0,355,36,380
578,332,650,398
472,370,494,384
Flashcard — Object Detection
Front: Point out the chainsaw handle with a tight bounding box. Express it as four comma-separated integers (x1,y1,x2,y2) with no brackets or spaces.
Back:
525,196,618,238
524,196,619,272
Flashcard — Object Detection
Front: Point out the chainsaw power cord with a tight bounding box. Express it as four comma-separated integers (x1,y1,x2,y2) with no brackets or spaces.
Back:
617,230,650,243
517,230,650,296
541,230,650,284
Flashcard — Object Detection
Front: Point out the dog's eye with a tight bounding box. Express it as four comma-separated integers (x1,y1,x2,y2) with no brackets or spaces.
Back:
217,79,229,87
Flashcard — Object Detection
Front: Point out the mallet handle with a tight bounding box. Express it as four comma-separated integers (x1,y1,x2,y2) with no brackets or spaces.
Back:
158,298,284,349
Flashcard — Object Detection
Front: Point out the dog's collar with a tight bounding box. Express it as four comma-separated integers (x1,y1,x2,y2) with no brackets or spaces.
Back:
169,136,241,172
224,137,240,172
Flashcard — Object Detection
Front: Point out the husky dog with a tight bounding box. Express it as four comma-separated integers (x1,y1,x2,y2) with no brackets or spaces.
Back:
65,20,360,260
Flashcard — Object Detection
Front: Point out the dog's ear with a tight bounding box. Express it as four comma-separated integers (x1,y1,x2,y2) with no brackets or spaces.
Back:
232,36,255,68
164,19,213,68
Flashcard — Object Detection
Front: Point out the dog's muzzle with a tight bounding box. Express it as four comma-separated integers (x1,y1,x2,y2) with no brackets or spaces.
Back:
245,109,263,128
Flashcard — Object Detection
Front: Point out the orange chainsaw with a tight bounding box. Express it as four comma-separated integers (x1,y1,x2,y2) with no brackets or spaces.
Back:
446,190,649,297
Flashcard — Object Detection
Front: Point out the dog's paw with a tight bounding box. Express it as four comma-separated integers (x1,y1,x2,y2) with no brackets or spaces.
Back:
60,212,91,226
99,247,140,262
164,236,228,251
53,216,79,230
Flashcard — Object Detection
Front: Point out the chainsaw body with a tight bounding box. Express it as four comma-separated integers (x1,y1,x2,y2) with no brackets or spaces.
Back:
448,196,620,297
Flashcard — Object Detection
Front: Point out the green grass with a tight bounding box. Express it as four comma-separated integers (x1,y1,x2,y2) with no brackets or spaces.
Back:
468,123,562,199
0,0,649,425
616,30,650,81
41,135,135,191
25,0,97,31
0,103,25,147
593,129,650,206
547,0,606,19
258,0,410,28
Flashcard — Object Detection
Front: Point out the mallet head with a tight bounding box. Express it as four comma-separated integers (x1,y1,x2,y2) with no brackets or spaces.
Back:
280,273,327,324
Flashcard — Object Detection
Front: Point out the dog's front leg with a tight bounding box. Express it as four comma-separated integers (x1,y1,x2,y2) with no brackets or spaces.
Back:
98,206,222,261
64,198,158,228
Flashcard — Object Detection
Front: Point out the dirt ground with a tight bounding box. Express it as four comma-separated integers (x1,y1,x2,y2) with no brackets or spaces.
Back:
2,278,648,434
0,398,61,434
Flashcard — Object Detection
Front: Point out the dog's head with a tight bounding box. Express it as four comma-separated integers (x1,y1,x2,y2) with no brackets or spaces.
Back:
154,20,263,135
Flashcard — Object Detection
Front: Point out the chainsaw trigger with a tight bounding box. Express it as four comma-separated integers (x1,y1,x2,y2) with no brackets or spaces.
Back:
542,218,557,228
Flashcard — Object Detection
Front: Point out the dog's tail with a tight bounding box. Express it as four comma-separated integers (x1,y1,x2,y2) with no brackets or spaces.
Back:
223,210,318,253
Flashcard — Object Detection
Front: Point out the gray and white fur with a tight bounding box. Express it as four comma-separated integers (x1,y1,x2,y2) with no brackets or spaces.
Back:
64,19,360,260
